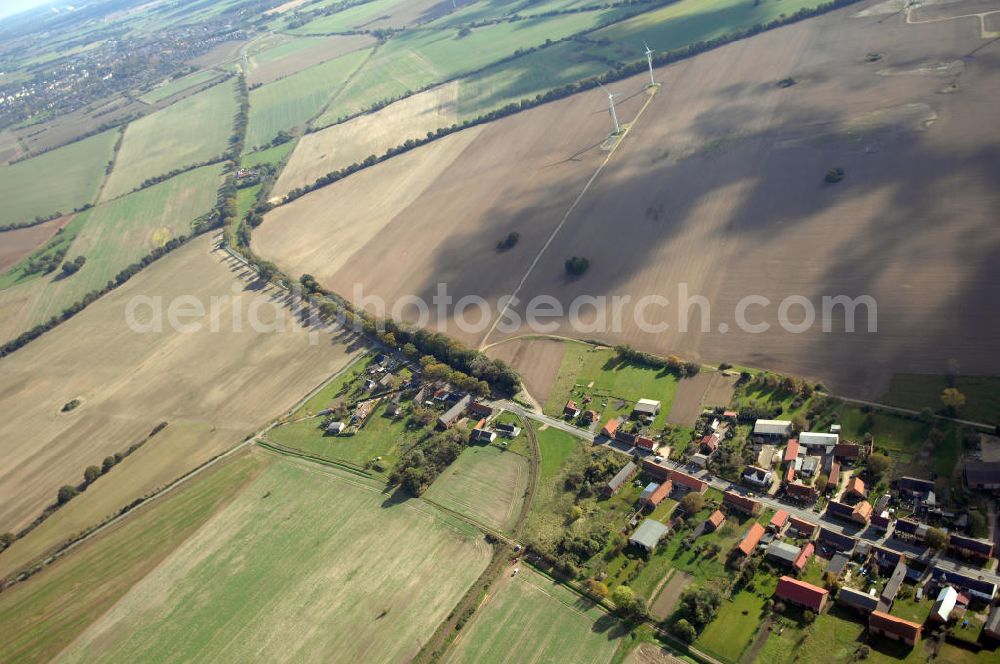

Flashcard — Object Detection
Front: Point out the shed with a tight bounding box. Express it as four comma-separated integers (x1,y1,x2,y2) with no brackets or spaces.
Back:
629,518,671,552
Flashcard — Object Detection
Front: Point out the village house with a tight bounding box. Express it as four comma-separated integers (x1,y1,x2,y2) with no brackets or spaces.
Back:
786,482,818,503
470,427,496,443
869,611,921,647
818,528,857,555
706,509,726,532
736,523,765,557
615,429,637,447
741,466,773,489
845,476,866,500
789,516,818,539
765,541,802,568
893,518,929,543
601,418,621,438
931,567,997,602
838,587,879,614
724,490,761,516
948,534,994,564
669,468,708,494
604,461,638,497
826,460,841,492
495,422,521,438
930,586,958,623
563,400,581,418
769,509,789,533
644,480,673,509
775,576,828,612
753,419,792,441
635,435,657,452
700,432,721,454
581,409,599,424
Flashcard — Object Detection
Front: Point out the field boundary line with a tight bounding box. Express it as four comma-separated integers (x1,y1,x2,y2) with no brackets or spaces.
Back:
478,87,659,350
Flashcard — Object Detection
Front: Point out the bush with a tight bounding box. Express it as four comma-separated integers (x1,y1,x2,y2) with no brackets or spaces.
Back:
671,618,697,643
57,485,77,505
496,232,520,252
564,256,590,276
825,167,845,183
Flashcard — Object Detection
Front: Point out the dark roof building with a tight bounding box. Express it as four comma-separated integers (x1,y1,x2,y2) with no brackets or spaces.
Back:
948,533,994,563
629,518,671,552
833,442,861,461
604,461,638,497
838,586,879,614
880,561,908,609
965,461,1000,490
789,516,819,538
898,476,935,496
930,567,997,602
765,541,802,567
786,482,818,503
775,576,828,612
437,394,472,428
819,528,857,554
826,553,849,579
984,605,1000,640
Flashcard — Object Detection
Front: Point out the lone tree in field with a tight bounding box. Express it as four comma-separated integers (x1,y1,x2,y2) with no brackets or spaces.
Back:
941,387,966,415
496,232,520,252
825,167,845,183
564,256,590,276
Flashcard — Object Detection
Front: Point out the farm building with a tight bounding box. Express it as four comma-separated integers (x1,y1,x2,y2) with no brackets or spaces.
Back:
825,500,855,521
469,402,493,418
604,461,638,497
629,519,670,553
765,541,802,568
775,576,828,612
690,453,709,468
789,516,818,538
948,534,994,564
615,429,637,447
827,461,841,489
644,481,672,509
741,466,772,489
753,419,792,440
825,553,849,579
736,523,765,556
706,510,725,532
930,586,958,623
581,409,599,424
869,611,921,647
724,491,761,516
799,431,839,451
964,461,1000,490
633,399,661,418
437,394,472,428
818,528,856,555
563,400,581,418
833,442,862,462
601,418,621,438
838,587,879,614
898,476,935,498
700,433,721,453
793,542,814,572
880,562,908,609
769,510,789,532
782,439,799,463
470,428,496,443
930,567,997,602
985,606,1000,640
845,477,866,500
871,510,892,531
495,422,521,437
325,421,346,434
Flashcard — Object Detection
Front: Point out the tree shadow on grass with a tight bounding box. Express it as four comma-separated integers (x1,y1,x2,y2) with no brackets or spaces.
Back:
380,485,412,508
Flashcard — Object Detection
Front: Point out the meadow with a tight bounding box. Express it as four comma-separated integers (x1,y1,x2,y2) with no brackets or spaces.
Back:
56,457,492,664
289,0,446,33
245,48,371,149
0,449,271,664
101,80,237,200
443,566,624,664
880,374,1000,425
246,33,374,86
424,444,529,533
0,129,118,226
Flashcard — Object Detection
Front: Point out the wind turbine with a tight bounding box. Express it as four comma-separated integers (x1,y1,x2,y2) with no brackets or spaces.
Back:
643,41,655,87
598,83,620,134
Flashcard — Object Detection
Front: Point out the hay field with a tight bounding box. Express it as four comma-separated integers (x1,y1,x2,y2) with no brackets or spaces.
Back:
0,164,223,343
246,34,375,86
273,81,459,196
0,129,118,226
56,457,492,664
424,444,529,533
0,233,362,535
443,566,623,664
245,48,371,149
0,449,270,664
101,80,236,200
261,2,1000,398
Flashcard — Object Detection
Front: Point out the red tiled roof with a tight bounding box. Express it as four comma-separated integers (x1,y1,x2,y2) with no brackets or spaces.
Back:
771,510,789,529
707,509,725,529
852,500,873,523
789,516,818,536
602,418,620,436
642,459,670,480
701,433,720,451
828,461,840,488
870,611,921,642
787,482,818,500
669,469,708,493
846,477,866,496
738,523,766,555
775,576,828,611
725,491,761,515
785,467,795,483
833,442,861,459
646,481,673,507
636,436,656,450
783,439,800,463
793,542,814,571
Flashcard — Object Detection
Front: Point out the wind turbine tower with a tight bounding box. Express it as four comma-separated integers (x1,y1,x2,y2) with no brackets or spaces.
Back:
643,42,655,87
599,83,620,134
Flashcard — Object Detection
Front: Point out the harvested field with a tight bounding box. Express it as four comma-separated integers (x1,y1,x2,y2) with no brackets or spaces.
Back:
245,48,371,149
101,80,237,200
139,69,225,104
666,371,737,426
650,570,692,620
0,164,224,343
0,233,363,535
424,444,529,533
246,34,375,86
0,449,271,664
9,96,147,158
56,457,492,664
0,215,72,272
292,0,449,34
627,643,686,664
273,81,459,197
484,337,566,405
443,566,623,664
0,129,118,227
259,2,1000,398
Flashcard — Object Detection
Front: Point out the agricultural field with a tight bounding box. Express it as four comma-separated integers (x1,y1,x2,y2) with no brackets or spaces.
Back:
0,129,118,226
100,79,237,200
666,371,737,426
880,373,1000,425
55,457,492,664
139,69,224,104
258,2,1000,398
443,566,624,664
289,0,449,34
245,48,371,149
0,449,271,664
0,215,72,272
0,164,224,341
0,233,362,539
245,33,375,86
424,444,529,533
241,139,297,169
484,337,566,406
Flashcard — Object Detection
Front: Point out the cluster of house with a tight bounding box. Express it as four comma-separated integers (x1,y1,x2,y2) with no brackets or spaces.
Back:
322,354,409,434
597,399,664,454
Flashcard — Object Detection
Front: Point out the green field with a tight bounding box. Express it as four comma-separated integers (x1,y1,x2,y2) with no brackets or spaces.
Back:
695,589,767,663
535,423,580,485
56,456,492,664
236,184,262,220
444,566,624,664
241,139,297,169
424,444,529,533
544,343,680,429
290,0,420,33
139,69,224,104
0,129,118,226
0,164,223,337
0,450,270,664
880,374,1000,425
101,80,236,200
246,48,371,149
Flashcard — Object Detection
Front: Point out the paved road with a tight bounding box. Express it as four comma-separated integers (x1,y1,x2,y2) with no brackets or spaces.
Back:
497,400,1000,586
